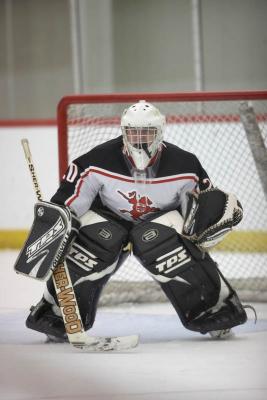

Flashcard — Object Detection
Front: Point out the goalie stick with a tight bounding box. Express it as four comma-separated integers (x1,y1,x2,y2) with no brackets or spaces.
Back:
20,138,139,351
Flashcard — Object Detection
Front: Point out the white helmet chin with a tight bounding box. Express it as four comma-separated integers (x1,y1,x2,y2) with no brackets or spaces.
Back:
121,100,166,170
125,142,151,170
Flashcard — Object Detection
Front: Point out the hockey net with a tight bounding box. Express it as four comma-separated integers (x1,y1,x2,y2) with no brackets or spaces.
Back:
57,92,267,303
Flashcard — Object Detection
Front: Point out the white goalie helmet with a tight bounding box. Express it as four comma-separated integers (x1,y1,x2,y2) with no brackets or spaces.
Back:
121,100,166,170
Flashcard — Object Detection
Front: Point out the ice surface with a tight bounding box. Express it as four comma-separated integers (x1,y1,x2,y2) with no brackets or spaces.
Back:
0,250,266,400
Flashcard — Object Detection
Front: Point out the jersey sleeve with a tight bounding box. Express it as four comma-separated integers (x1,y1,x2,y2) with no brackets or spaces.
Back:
195,158,213,191
51,158,101,217
179,156,213,218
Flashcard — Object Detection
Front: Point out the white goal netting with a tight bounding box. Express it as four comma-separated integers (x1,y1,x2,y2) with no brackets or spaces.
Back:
57,92,267,303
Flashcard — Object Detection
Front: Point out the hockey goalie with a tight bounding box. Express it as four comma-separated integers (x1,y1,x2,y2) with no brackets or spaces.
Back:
15,100,249,343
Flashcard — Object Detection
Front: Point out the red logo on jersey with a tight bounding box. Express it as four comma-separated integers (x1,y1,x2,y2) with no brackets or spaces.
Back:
118,190,160,220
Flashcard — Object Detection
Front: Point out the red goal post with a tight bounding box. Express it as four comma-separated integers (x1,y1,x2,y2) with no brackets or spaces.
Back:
57,91,267,303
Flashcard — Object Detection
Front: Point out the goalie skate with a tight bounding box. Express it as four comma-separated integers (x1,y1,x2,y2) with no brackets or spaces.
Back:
26,297,139,351
186,291,248,334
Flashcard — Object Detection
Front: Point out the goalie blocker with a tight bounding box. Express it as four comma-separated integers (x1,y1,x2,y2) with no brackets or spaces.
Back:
130,210,247,334
14,201,80,280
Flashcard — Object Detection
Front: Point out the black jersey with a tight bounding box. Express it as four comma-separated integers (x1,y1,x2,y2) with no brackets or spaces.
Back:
51,136,211,222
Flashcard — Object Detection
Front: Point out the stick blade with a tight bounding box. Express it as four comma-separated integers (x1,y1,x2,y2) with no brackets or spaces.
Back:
73,334,139,352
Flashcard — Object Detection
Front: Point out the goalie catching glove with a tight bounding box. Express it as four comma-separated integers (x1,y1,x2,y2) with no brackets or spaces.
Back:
14,201,80,280
183,188,243,250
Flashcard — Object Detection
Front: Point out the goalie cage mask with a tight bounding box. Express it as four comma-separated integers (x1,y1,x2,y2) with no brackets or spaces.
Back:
121,100,166,174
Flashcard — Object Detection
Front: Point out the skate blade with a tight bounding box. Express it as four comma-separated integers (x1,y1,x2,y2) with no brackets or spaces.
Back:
209,329,234,339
